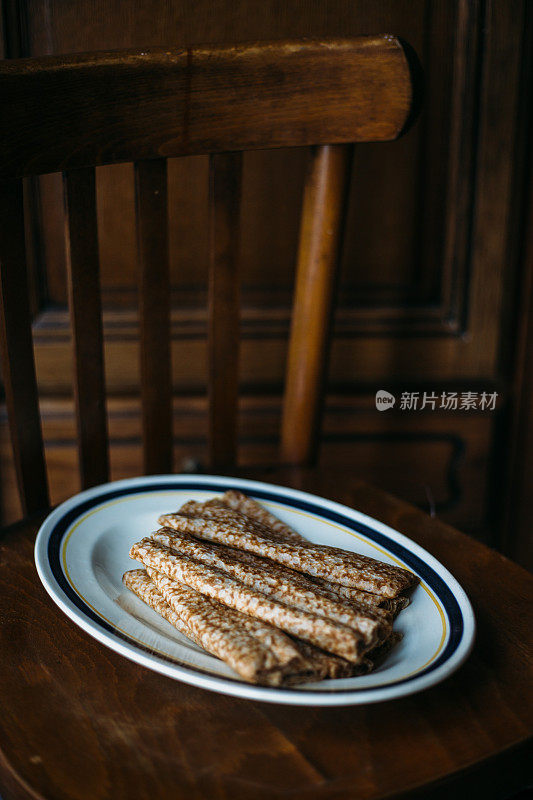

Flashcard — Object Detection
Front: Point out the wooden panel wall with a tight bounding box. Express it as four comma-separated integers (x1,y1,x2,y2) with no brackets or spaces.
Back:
0,0,530,566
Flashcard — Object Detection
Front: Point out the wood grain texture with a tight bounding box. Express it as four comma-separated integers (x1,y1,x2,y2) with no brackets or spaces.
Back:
20,3,432,323
64,168,109,489
0,475,531,800
0,178,48,515
135,159,172,475
479,0,533,570
0,37,413,178
439,0,483,328
4,1,530,569
0,394,496,537
207,152,243,472
281,144,352,465
500,14,533,568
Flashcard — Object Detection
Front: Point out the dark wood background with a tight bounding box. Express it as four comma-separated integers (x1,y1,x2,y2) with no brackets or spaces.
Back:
1,0,531,569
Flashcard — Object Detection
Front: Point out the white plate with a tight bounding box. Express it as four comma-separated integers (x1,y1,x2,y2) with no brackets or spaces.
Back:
34,475,475,706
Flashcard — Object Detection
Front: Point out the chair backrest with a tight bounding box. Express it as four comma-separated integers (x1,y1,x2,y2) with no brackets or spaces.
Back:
0,37,416,516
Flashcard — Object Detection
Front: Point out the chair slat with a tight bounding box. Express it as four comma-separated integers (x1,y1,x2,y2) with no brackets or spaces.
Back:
0,179,49,514
208,152,243,472
134,159,173,475
281,144,352,466
64,168,109,489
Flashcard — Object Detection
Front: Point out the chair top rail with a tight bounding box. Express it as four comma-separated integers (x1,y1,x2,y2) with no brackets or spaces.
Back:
0,36,414,178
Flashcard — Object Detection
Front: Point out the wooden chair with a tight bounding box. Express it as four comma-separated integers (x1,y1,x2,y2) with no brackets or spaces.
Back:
0,38,531,800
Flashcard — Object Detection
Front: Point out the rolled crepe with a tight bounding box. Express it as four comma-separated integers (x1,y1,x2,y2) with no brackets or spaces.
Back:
206,490,306,543
145,568,367,683
158,510,418,598
312,577,409,616
149,527,391,645
200,495,410,614
291,640,355,680
146,567,399,683
144,566,311,670
359,630,404,673
130,538,369,662
178,501,291,545
123,569,314,686
215,495,409,612
293,630,403,679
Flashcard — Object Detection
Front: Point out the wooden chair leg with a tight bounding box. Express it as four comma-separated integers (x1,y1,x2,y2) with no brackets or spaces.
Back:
281,144,352,466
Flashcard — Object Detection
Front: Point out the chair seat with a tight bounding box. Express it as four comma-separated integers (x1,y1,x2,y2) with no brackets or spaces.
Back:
0,470,531,800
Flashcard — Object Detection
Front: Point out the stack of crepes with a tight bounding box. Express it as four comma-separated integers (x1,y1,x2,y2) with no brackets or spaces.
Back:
124,491,418,687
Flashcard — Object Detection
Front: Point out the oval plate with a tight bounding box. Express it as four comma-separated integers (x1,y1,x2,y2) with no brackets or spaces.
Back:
34,475,475,706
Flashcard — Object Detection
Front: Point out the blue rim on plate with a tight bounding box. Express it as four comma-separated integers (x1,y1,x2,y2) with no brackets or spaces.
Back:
34,475,476,706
